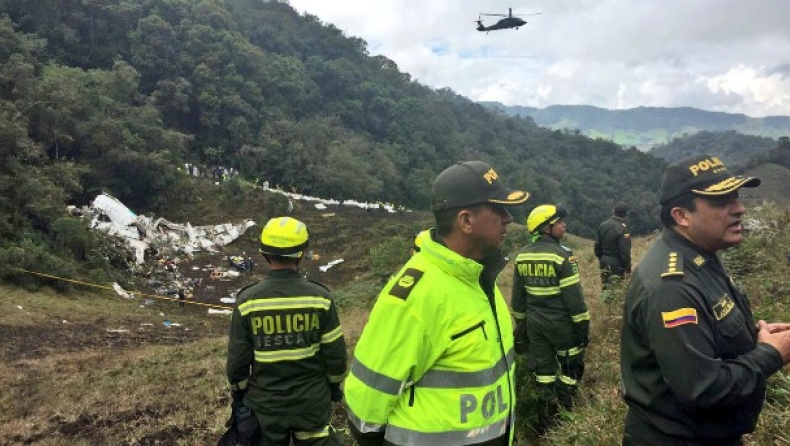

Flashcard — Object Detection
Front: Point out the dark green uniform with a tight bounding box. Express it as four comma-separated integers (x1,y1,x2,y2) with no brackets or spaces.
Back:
227,269,347,446
620,229,783,445
511,235,590,429
594,216,631,287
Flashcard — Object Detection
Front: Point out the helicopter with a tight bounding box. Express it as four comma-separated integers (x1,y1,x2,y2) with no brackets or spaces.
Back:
475,8,541,32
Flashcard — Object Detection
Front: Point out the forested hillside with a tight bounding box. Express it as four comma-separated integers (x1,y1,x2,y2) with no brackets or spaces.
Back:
485,103,790,149
650,130,778,165
0,0,667,283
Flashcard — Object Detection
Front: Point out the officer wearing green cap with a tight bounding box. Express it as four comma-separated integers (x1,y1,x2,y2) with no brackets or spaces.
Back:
345,161,529,446
620,155,790,445
594,202,632,289
511,204,590,435
226,216,347,446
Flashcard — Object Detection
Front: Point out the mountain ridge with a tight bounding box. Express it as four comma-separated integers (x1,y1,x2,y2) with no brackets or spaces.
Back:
482,102,790,149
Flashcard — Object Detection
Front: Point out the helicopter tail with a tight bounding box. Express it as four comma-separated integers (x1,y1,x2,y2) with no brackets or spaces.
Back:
475,20,486,31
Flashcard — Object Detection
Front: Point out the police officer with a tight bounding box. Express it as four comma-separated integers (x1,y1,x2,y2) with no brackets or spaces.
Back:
227,216,347,446
345,161,529,446
594,202,631,288
620,155,790,445
511,204,590,435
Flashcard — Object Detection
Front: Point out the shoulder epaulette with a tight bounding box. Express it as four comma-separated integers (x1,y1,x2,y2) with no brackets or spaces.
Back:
660,251,684,279
389,267,424,300
559,244,573,253
307,277,331,292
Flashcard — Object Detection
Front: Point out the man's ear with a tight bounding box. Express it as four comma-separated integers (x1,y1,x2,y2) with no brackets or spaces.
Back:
670,207,690,228
457,209,474,234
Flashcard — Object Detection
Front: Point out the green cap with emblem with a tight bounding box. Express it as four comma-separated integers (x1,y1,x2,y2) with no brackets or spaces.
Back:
431,161,530,211
659,154,760,205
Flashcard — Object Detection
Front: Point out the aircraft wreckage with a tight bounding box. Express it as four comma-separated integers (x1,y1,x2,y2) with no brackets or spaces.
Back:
71,193,255,264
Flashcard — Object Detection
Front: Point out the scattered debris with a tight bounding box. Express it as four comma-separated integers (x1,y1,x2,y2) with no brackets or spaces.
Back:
106,328,131,333
208,308,233,315
261,185,406,213
319,259,345,272
113,282,135,299
227,255,255,272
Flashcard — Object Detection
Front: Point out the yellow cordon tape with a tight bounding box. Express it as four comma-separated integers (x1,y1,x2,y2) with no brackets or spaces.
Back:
13,267,233,310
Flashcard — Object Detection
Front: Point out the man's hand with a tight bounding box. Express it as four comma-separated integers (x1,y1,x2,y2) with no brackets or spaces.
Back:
574,320,590,348
758,320,790,334
231,389,247,411
329,382,344,402
757,322,790,364
513,319,529,355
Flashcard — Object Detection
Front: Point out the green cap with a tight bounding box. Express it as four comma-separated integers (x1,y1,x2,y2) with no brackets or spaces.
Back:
659,154,760,205
431,161,529,211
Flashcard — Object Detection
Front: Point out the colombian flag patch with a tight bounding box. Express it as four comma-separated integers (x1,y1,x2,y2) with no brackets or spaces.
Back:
662,308,698,328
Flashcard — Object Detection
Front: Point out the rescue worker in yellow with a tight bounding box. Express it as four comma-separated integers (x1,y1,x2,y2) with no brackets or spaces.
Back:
345,161,530,446
511,204,590,435
227,217,347,446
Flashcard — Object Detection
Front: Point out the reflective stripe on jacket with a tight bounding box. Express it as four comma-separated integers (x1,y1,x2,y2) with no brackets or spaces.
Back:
511,235,589,325
345,230,515,445
227,269,347,415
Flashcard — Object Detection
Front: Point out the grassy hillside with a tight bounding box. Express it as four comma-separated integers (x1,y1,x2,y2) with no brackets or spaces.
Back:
742,163,790,207
3,190,790,445
485,103,790,150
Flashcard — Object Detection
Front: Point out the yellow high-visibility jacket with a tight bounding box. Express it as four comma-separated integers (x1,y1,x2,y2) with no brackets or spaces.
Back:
345,230,516,445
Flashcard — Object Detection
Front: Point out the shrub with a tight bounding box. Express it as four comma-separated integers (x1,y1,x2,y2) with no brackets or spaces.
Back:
368,237,411,279
332,279,381,309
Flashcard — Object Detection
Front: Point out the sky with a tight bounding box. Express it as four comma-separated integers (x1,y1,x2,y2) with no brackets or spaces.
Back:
287,0,790,118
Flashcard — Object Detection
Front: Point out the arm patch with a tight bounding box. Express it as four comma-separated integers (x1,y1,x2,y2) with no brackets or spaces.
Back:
389,268,424,300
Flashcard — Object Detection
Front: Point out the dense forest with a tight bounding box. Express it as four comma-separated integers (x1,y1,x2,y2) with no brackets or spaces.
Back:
650,130,778,165
0,0,671,281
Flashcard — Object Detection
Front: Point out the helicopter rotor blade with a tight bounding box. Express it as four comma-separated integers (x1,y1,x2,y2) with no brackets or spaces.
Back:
480,13,508,17
509,12,543,18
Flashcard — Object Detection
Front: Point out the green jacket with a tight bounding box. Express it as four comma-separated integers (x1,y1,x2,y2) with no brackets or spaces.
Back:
227,269,347,415
620,229,783,442
594,216,631,272
345,229,516,445
511,235,590,342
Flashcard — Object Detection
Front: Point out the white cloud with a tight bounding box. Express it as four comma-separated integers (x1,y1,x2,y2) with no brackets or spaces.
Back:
704,66,790,116
289,0,790,117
